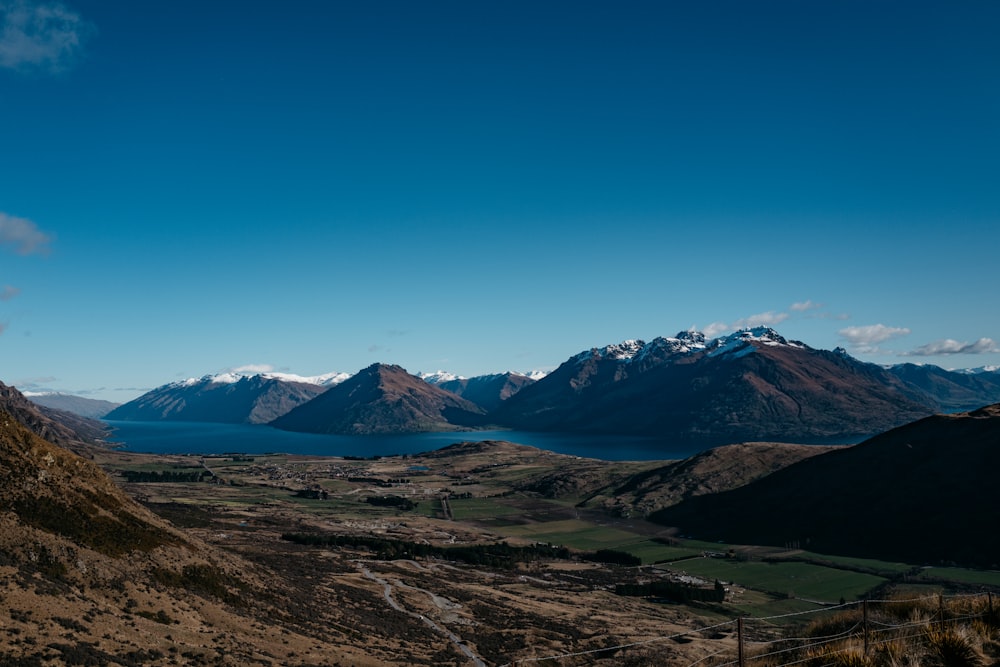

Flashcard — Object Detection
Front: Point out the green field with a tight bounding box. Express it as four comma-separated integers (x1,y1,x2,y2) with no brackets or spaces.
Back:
918,567,1000,586
666,557,886,602
495,519,649,552
447,497,523,520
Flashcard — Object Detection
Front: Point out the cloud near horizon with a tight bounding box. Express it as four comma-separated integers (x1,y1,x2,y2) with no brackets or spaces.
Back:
0,212,53,255
0,0,94,73
903,338,999,357
838,324,911,352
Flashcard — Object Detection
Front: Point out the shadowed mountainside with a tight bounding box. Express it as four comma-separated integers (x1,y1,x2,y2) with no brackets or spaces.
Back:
649,404,1000,567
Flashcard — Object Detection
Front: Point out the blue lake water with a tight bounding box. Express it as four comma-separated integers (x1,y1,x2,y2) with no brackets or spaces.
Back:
103,420,703,462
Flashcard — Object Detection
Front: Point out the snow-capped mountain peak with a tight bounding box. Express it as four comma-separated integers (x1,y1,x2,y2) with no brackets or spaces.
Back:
173,370,351,388
707,327,806,358
573,339,646,364
956,365,1000,375
418,370,465,385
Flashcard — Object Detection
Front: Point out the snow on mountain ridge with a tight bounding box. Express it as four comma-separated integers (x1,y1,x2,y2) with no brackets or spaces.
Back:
418,371,465,385
172,370,351,388
572,327,809,366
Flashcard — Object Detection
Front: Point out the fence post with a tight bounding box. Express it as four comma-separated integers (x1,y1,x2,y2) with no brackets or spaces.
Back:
863,599,869,657
738,616,745,667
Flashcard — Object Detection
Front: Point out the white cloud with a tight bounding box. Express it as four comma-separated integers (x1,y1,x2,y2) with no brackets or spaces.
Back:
838,324,911,352
1,285,19,301
228,363,275,374
701,321,730,337
0,212,53,255
0,0,93,72
903,338,999,357
790,300,822,312
733,311,790,329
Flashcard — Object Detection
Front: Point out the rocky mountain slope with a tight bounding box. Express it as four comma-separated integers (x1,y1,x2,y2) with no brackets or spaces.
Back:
105,373,332,424
491,328,948,444
0,380,109,451
649,403,1000,567
0,384,396,666
272,363,486,434
434,371,536,411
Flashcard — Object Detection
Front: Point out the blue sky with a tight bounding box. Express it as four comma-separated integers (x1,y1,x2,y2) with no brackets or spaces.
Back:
2,0,998,402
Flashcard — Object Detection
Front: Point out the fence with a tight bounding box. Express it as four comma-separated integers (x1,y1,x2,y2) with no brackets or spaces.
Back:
499,592,998,667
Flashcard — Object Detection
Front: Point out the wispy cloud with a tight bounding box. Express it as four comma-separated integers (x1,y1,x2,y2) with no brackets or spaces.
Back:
1,284,19,301
733,310,790,329
697,311,789,338
0,321,6,335
0,212,53,255
790,300,822,312
12,375,57,390
903,338,999,357
228,363,275,374
0,0,94,73
838,324,911,353
701,321,730,338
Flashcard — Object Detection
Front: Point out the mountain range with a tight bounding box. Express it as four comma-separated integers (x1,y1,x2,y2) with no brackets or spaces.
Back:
86,327,1000,445
104,372,340,424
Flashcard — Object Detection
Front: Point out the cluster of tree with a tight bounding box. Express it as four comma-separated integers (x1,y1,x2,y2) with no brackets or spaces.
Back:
121,470,210,483
580,549,642,566
281,533,575,568
615,579,725,603
364,495,416,510
293,488,329,500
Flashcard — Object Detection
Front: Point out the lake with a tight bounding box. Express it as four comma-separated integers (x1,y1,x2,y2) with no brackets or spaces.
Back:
103,420,703,462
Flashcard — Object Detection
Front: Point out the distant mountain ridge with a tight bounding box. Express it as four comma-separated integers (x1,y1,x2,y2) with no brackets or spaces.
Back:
271,363,486,435
435,372,537,412
25,391,120,419
105,373,334,424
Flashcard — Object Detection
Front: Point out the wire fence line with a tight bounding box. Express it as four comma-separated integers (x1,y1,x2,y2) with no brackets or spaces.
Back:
499,591,998,667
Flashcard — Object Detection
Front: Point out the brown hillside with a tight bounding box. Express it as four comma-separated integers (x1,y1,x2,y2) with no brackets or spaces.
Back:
0,404,384,665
